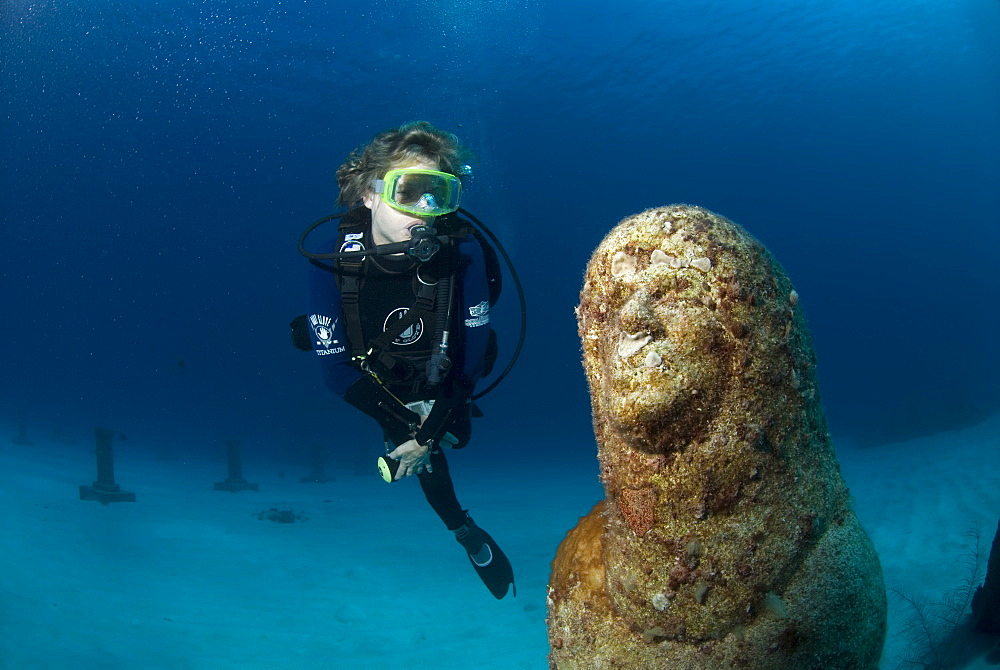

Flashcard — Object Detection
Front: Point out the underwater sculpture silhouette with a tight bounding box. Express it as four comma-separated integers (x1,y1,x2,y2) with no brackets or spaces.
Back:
548,205,887,668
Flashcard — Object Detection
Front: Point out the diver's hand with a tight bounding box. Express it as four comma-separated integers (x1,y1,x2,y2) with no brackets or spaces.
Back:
388,439,432,480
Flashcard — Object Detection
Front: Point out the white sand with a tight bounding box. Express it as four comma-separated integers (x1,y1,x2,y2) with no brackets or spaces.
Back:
1,414,998,669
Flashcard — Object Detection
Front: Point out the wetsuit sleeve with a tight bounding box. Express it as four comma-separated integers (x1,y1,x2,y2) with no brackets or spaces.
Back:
308,254,422,446
343,374,422,446
415,236,493,446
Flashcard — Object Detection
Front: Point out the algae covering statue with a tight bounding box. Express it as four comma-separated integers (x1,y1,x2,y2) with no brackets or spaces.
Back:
547,205,886,668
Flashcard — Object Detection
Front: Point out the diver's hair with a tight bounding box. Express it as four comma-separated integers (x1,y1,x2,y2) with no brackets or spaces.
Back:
336,121,472,208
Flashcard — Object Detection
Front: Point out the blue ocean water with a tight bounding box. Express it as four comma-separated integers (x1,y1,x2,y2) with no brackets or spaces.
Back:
3,0,999,456
2,0,1000,667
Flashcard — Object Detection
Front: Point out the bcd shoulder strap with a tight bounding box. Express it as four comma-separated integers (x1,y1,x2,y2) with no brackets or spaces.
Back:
335,210,371,360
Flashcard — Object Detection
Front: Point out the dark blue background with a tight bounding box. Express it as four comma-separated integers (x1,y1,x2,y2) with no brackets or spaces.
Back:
3,0,999,466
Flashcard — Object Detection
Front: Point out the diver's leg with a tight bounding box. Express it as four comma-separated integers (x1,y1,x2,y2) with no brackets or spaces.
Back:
417,449,515,599
416,448,466,530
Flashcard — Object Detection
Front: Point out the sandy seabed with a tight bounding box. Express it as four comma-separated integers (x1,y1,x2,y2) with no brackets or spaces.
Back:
1,413,999,669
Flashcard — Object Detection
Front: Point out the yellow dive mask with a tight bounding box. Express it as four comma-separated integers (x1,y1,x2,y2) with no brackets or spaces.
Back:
374,168,462,216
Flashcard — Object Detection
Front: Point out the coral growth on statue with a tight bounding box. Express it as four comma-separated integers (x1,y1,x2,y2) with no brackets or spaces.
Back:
547,205,886,668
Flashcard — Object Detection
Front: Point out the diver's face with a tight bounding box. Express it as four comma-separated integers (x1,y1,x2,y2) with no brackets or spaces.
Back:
363,161,438,247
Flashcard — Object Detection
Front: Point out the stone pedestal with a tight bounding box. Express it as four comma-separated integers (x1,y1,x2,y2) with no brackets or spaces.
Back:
80,427,136,505
300,443,333,483
213,439,259,492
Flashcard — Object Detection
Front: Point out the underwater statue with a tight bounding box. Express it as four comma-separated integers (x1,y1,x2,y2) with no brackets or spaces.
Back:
547,205,886,668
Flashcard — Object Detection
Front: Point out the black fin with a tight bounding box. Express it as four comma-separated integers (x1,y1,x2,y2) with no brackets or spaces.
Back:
455,514,516,599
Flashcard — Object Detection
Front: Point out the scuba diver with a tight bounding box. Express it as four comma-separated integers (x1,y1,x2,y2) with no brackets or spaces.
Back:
294,121,518,599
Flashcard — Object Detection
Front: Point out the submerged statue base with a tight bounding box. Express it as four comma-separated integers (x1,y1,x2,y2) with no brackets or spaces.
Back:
547,205,886,669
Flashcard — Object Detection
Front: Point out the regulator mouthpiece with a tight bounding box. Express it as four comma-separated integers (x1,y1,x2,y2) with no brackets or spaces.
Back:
408,225,442,262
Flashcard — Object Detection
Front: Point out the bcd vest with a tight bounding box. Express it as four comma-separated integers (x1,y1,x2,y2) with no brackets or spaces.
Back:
334,209,459,399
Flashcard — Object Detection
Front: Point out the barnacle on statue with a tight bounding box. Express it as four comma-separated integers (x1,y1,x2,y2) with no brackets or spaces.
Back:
547,205,887,669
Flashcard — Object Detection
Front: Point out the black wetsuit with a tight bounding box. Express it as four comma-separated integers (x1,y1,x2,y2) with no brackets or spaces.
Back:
307,208,496,530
